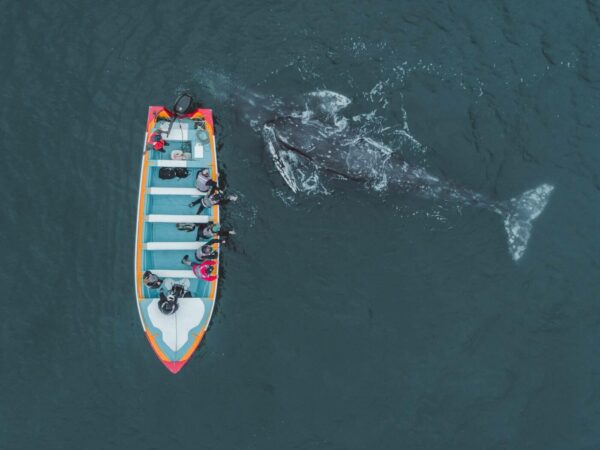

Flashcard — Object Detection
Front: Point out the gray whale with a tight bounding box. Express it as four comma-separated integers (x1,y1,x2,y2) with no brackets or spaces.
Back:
262,106,553,261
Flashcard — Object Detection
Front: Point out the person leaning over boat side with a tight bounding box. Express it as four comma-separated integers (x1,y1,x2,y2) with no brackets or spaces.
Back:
195,222,235,242
189,188,238,214
194,238,224,261
175,221,235,241
143,270,163,289
194,168,217,194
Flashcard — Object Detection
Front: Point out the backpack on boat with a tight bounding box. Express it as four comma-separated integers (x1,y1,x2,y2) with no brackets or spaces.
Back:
158,167,189,179
159,167,176,179
175,167,189,178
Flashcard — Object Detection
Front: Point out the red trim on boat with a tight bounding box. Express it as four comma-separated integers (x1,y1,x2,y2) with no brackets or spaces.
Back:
163,360,187,374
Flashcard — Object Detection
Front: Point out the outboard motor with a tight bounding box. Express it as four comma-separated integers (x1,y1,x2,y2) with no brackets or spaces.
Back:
173,93,194,117
165,93,195,136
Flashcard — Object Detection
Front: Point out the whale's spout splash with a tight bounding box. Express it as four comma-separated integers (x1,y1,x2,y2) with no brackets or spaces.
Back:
501,184,554,260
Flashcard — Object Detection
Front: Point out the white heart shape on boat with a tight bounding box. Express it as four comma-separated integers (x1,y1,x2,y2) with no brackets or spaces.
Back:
147,298,205,352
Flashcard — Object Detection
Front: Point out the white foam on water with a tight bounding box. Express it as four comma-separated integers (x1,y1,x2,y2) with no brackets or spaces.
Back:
273,188,300,206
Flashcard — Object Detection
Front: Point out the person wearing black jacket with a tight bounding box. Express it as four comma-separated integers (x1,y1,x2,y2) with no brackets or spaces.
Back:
158,290,178,315
189,188,238,214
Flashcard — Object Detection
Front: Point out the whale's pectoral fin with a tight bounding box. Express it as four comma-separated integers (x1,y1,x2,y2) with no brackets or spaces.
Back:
262,124,315,193
502,184,554,261
272,148,303,193
266,142,300,193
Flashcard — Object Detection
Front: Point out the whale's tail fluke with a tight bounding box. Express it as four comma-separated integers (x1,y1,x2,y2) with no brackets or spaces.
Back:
502,184,554,261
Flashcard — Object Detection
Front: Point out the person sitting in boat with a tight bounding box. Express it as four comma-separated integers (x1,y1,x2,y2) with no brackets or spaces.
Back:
189,188,238,214
143,270,163,289
181,256,218,282
158,289,179,315
194,168,217,194
157,279,192,315
148,129,168,153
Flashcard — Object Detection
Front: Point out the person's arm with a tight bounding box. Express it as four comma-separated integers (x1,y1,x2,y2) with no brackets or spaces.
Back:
202,183,215,197
197,253,216,261
208,192,225,206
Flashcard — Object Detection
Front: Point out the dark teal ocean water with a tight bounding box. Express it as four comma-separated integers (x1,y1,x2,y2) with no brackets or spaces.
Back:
2,1,600,449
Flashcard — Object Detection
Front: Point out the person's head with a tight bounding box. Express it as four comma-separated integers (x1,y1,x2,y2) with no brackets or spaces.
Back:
143,271,156,284
201,244,216,255
210,223,221,233
167,294,176,302
200,168,209,177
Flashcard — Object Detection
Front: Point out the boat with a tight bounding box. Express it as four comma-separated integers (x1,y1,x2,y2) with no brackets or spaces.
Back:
134,95,220,374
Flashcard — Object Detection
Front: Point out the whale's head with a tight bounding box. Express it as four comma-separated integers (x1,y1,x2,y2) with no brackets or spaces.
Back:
262,114,387,192
261,118,313,193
